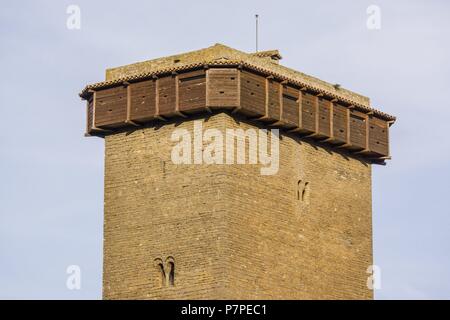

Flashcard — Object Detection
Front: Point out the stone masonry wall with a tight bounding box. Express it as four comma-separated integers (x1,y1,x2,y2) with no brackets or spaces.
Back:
103,112,373,299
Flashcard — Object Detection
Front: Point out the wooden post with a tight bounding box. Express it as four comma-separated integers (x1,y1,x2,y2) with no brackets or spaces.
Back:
173,73,186,118
387,120,394,157
205,69,210,106
355,111,372,154
288,88,303,133
175,73,179,113
329,100,334,139
314,93,321,134
92,91,97,128
153,76,166,121
365,113,370,151
323,99,335,142
86,99,90,135
264,76,270,119
155,77,160,116
125,83,139,126
236,67,241,108
279,82,283,122
88,90,111,133
298,89,303,129
231,68,241,114
204,66,213,112
337,105,352,148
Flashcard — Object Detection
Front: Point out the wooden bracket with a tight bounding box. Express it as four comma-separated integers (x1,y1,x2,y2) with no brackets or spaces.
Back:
175,111,188,118
155,115,167,122
125,120,140,127
288,127,302,133
322,137,336,143
354,148,370,155
337,142,352,149
303,132,319,138
270,120,285,127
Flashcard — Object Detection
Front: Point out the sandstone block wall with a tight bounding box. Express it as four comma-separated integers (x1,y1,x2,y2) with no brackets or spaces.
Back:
103,112,373,299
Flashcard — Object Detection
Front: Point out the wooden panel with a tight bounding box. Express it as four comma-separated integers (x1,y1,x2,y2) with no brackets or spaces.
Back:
281,86,300,128
369,117,389,156
86,98,93,133
332,103,347,143
318,97,331,136
239,70,265,117
158,75,177,116
129,80,156,121
207,68,239,107
301,92,316,132
349,110,367,149
178,69,206,113
95,86,127,127
267,79,281,121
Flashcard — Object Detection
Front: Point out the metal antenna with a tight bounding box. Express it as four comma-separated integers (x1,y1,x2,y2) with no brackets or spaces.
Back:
255,14,259,52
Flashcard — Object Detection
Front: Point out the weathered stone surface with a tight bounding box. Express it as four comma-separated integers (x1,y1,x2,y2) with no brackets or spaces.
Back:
103,112,373,299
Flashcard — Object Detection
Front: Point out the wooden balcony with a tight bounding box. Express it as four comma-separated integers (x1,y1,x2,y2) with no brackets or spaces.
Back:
82,66,393,162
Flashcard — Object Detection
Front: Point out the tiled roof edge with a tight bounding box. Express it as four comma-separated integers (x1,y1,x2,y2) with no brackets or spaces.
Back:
79,60,396,121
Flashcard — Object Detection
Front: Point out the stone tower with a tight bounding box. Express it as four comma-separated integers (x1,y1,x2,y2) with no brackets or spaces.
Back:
80,44,395,299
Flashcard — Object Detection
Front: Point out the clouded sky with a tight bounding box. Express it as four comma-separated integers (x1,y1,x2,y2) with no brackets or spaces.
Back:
1,0,449,299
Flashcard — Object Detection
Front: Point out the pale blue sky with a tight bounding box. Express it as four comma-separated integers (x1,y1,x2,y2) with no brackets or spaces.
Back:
1,0,449,299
